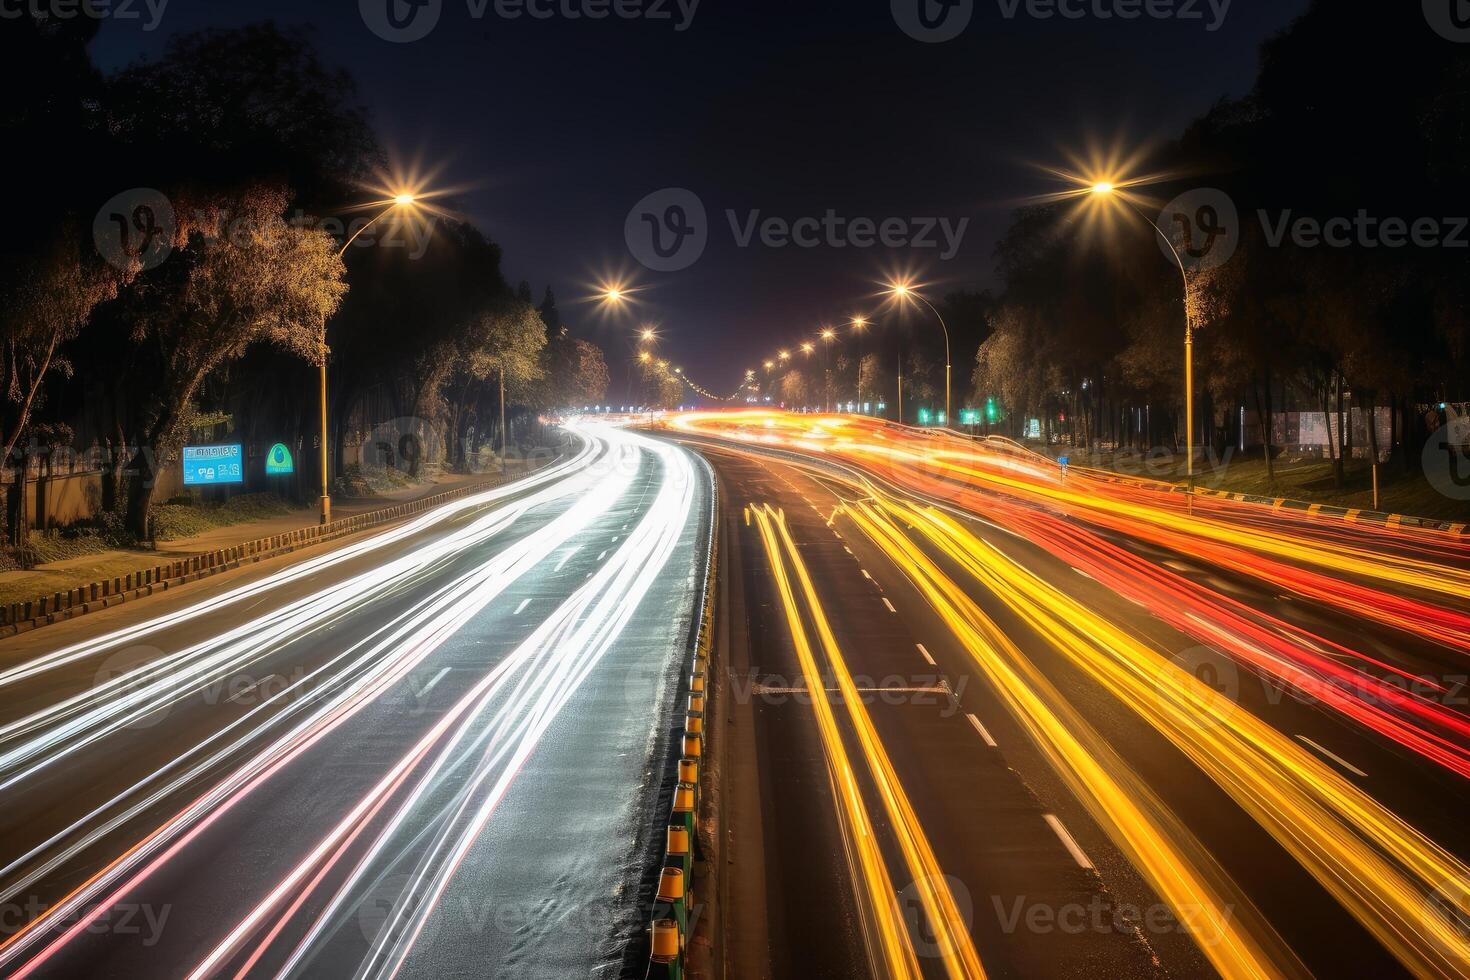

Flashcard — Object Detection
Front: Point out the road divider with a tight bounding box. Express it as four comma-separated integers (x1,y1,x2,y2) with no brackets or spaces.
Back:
642,475,717,979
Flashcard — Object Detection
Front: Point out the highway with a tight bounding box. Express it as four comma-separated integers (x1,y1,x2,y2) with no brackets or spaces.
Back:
0,423,713,979
670,411,1470,980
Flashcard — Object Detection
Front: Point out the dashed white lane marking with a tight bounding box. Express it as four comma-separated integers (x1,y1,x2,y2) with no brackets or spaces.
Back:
881,597,897,613
1073,567,1096,582
611,536,619,543
554,545,582,571
966,713,998,747
419,666,451,699
228,676,272,703
1043,814,1094,869
916,643,935,666
514,598,531,615
861,569,873,581
1296,736,1368,777
844,546,854,555
597,550,608,561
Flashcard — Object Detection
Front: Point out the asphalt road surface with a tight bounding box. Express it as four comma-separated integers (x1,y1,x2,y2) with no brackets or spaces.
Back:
0,423,712,979
670,415,1470,980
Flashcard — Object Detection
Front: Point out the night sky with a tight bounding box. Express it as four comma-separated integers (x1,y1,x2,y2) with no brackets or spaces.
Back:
93,0,1311,396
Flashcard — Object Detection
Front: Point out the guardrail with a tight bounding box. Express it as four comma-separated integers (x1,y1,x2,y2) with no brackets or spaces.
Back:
644,504,717,980
1,466,548,638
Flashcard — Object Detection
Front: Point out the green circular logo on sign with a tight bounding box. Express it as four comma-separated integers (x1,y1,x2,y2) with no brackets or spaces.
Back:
266,443,294,475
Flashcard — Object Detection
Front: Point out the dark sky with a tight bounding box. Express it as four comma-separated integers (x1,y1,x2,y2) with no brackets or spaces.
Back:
94,0,1311,397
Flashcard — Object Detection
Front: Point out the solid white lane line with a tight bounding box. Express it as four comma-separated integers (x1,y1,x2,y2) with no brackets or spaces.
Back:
881,598,896,613
1044,814,1094,869
916,643,935,666
1296,736,1368,777
554,545,582,572
966,713,997,747
514,598,531,615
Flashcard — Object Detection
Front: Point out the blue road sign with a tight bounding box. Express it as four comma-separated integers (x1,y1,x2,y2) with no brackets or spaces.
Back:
182,444,243,486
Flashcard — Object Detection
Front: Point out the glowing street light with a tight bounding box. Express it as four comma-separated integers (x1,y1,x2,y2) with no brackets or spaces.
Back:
778,350,790,361
320,190,424,524
887,281,951,425
801,342,815,355
1084,178,1198,498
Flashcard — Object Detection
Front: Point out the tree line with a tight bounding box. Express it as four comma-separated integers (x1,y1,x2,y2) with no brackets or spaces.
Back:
0,18,609,546
962,0,1467,484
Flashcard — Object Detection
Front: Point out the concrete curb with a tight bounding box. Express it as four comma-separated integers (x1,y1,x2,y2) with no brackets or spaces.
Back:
1,472,532,638
1183,484,1468,535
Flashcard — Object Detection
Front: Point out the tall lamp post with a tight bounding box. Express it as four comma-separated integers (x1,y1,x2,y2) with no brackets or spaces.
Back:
887,283,950,425
1087,182,1196,496
820,327,836,412
851,316,869,410
321,192,419,524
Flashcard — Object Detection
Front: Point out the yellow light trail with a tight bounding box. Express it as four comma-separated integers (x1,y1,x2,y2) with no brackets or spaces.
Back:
834,500,1296,980
852,495,1470,979
762,505,987,980
751,505,923,980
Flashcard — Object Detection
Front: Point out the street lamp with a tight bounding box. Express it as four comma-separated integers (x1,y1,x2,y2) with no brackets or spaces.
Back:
1087,181,1196,496
321,191,421,524
887,282,950,425
851,316,870,410
819,327,836,412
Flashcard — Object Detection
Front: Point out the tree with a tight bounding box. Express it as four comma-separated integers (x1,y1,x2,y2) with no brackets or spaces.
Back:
114,185,346,536
549,339,610,407
779,369,811,408
466,301,547,464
